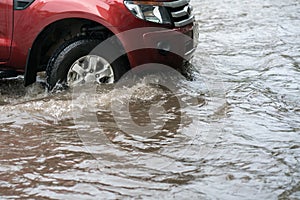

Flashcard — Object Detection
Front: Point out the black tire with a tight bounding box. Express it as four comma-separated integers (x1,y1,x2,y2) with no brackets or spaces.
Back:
46,37,129,90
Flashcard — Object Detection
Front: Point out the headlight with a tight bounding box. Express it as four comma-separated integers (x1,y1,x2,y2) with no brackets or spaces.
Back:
124,1,172,25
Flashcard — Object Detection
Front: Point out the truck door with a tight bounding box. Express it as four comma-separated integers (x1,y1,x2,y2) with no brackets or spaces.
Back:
0,0,13,61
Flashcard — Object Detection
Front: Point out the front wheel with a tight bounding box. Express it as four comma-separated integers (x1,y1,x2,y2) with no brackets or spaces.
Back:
46,37,129,90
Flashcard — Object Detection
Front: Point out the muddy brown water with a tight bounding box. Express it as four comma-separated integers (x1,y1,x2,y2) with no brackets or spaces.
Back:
1,0,300,199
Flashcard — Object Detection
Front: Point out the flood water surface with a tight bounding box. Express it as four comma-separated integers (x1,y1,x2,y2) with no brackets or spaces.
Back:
1,0,300,199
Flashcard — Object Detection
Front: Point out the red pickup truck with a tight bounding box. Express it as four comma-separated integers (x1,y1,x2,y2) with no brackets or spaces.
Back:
0,0,197,89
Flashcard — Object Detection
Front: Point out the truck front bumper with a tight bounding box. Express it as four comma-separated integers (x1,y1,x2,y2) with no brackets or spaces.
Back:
122,23,199,69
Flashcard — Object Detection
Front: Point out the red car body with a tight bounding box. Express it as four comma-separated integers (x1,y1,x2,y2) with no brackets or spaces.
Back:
0,0,197,86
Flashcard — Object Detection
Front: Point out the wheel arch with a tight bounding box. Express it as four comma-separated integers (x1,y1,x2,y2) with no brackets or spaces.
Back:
24,17,128,86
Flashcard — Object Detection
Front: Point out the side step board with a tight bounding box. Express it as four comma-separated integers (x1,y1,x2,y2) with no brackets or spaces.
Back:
0,70,19,79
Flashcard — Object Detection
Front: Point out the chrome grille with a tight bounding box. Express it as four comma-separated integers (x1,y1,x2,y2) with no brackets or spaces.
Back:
163,0,194,27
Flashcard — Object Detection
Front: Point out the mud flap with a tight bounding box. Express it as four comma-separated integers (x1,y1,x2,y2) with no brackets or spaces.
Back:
24,48,37,86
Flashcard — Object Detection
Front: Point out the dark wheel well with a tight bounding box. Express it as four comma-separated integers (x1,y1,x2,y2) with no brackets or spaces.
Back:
25,18,128,86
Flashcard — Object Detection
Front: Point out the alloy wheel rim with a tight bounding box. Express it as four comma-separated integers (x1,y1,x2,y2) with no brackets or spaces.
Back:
67,55,114,87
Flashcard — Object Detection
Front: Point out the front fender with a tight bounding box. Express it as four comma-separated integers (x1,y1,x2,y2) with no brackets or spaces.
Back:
9,0,132,69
